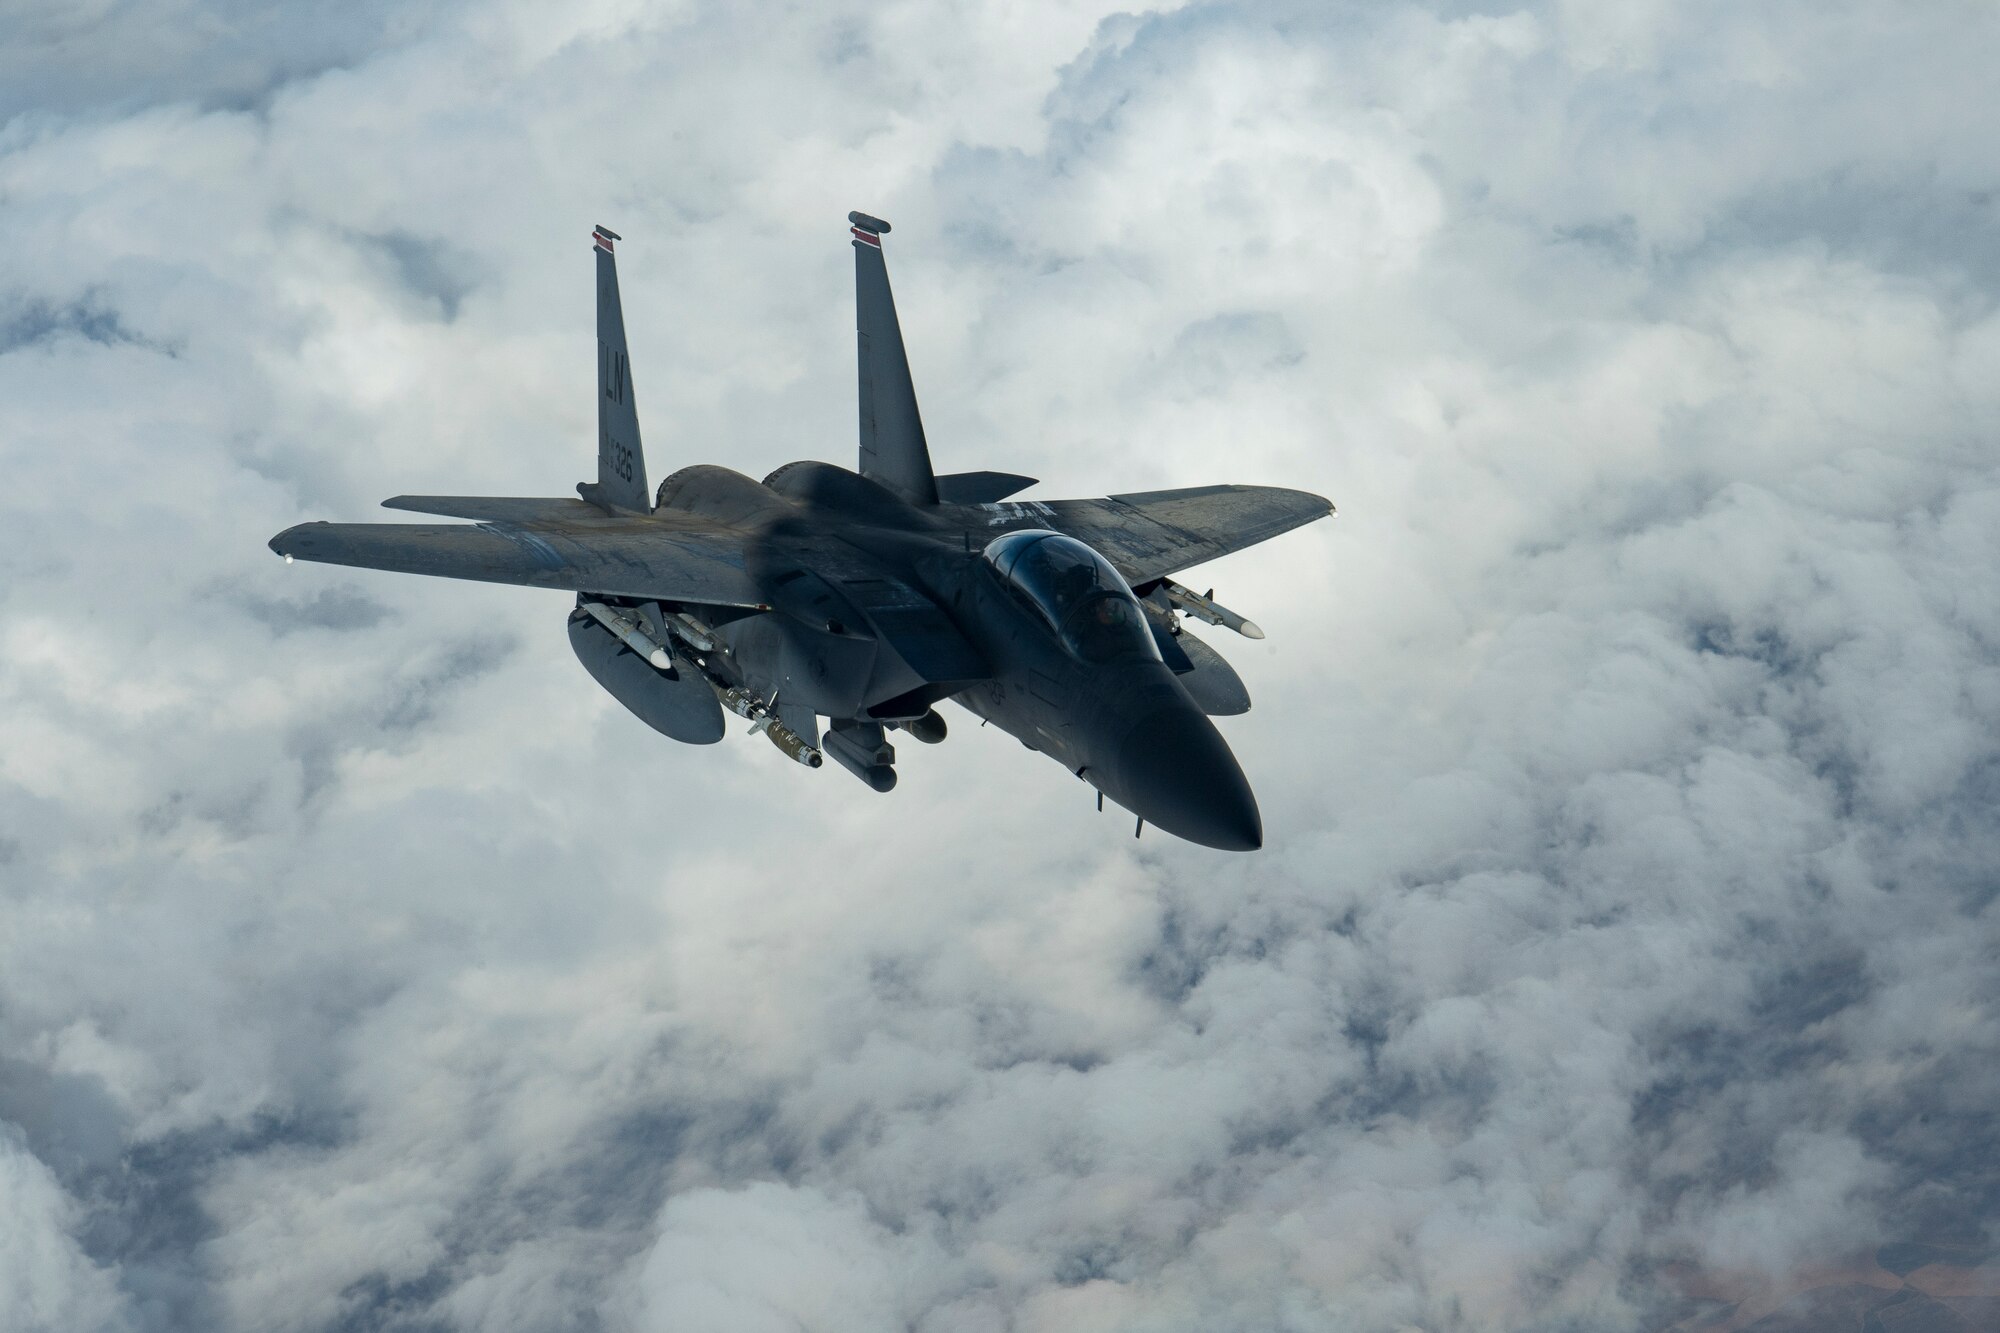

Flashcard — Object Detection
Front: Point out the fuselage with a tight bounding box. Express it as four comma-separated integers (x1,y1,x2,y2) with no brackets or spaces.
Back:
662,460,1262,850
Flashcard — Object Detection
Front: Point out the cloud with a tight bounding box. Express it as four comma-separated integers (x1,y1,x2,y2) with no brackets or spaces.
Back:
619,1183,938,1333
2,0,1996,1330
0,1128,129,1333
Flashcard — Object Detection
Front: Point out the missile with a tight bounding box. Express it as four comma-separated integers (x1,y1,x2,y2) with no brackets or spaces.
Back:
567,609,724,743
665,611,719,653
1161,580,1264,640
578,600,674,669
701,675,825,767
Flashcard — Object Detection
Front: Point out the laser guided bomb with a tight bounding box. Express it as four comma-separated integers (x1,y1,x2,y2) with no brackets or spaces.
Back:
270,213,1333,849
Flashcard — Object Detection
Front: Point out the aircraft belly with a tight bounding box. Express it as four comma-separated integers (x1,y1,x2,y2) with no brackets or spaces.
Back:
723,615,875,717
955,684,1065,763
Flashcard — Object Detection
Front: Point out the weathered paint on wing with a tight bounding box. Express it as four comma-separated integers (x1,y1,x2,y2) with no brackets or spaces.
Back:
947,484,1333,584
268,516,769,607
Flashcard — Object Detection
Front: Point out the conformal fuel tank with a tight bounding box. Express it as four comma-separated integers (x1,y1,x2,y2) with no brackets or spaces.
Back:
567,610,725,743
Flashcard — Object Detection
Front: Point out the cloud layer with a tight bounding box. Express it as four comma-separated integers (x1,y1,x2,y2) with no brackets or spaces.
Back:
3,1,1997,1329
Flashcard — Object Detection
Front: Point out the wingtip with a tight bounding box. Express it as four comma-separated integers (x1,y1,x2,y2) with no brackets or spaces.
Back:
269,521,328,558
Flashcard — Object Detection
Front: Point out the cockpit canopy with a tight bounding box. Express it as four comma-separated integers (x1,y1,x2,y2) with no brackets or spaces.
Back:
981,529,1161,664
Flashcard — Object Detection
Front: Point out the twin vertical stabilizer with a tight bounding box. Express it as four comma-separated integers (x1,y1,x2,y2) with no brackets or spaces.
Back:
580,215,941,511
583,224,651,512
850,211,939,505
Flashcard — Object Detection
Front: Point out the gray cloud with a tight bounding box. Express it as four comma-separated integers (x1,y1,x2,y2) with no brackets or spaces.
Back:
2,0,1997,1330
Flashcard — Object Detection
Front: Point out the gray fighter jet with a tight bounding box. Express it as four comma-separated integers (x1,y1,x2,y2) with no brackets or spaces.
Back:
270,213,1332,849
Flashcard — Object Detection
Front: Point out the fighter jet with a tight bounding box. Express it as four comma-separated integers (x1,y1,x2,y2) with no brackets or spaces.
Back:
270,213,1332,849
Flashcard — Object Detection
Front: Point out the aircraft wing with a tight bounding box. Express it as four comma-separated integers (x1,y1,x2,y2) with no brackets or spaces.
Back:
966,485,1334,584
268,510,770,608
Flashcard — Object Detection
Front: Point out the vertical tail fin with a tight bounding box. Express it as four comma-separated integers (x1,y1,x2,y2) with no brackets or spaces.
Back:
849,211,939,505
581,225,651,513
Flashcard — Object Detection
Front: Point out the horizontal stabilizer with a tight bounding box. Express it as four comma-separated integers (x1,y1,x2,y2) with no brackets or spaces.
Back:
935,471,1039,504
383,495,604,522
270,516,769,608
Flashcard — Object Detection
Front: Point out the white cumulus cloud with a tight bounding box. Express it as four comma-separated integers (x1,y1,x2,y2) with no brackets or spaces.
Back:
2,1,1996,1330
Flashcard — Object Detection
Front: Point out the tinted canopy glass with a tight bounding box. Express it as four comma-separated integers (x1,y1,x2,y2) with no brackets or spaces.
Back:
981,530,1160,663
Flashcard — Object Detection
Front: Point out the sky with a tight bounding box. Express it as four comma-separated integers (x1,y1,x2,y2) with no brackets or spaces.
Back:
2,1,1998,1330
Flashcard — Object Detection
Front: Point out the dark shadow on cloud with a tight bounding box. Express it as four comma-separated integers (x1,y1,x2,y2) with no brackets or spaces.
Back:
821,17,874,67
272,633,518,805
565,1108,695,1233
332,1267,457,1333
1157,311,1307,397
1861,1063,2000,1247
237,584,395,635
0,1,464,124
0,1059,127,1183
377,635,515,733
1130,903,1235,1006
1751,951,1871,1032
1703,169,2000,302
0,296,177,357
74,1114,347,1333
359,230,483,323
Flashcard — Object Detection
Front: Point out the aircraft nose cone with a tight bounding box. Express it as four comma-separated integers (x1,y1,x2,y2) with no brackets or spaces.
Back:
1112,706,1263,851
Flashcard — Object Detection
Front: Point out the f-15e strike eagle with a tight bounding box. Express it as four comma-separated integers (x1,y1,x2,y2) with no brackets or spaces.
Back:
270,213,1332,849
